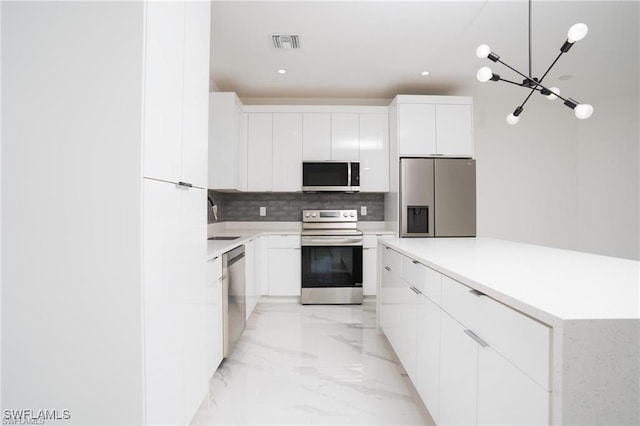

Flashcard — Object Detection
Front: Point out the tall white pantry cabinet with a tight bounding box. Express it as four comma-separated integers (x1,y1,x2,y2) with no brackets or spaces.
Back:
2,1,211,425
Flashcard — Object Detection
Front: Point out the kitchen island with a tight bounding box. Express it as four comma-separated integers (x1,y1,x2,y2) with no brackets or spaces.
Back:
378,237,639,425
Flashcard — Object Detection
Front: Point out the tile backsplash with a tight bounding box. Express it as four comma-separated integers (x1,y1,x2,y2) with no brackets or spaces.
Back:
207,191,384,223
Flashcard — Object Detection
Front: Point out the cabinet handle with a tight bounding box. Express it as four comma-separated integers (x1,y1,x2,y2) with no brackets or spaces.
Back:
385,246,391,250
464,329,489,348
469,289,485,297
178,181,193,188
410,286,422,295
412,260,419,265
384,266,391,271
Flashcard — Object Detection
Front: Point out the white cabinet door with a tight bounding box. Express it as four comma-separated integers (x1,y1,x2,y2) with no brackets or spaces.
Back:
359,113,389,192
247,113,273,191
143,1,185,183
237,107,248,191
415,295,441,423
362,247,377,296
436,104,473,157
331,113,359,160
209,93,244,190
180,0,210,188
268,248,301,296
181,186,207,422
143,178,186,425
477,346,550,425
256,236,269,296
302,112,331,160
379,247,402,334
398,286,419,379
272,113,303,191
398,103,436,156
244,238,258,319
438,311,478,426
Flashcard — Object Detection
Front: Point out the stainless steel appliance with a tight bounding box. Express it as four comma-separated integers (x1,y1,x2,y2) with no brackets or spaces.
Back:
301,209,363,304
222,245,246,357
400,158,476,237
302,162,360,192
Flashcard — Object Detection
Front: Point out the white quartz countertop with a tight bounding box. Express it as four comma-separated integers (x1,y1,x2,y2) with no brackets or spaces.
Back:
380,237,640,324
206,221,393,259
207,229,300,259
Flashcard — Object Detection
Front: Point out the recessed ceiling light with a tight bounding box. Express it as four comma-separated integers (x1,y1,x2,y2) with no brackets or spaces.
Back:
277,69,287,74
558,74,573,81
421,71,430,76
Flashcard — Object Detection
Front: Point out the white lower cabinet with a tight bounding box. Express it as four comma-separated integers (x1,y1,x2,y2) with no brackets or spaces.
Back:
244,236,264,318
363,247,377,296
476,344,550,426
363,234,393,296
143,178,207,424
267,235,301,296
378,245,550,426
244,238,258,319
438,311,479,426
379,246,403,339
415,295,441,423
256,235,270,295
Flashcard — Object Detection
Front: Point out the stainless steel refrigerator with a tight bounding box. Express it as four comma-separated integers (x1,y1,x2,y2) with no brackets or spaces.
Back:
400,158,476,237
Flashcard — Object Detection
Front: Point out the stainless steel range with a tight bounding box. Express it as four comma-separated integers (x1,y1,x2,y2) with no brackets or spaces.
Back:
301,209,363,305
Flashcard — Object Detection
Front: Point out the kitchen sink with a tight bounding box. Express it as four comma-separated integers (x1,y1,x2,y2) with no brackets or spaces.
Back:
208,236,241,241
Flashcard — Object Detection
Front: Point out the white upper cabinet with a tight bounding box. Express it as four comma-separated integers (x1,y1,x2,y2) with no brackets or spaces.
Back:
394,95,474,158
143,1,185,183
215,103,389,192
143,1,210,186
208,93,246,191
272,113,303,191
302,113,331,160
398,103,436,156
436,104,473,157
247,113,273,191
359,113,389,192
331,113,360,161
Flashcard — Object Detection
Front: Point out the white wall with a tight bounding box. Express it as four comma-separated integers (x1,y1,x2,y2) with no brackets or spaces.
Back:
2,2,145,423
475,95,639,260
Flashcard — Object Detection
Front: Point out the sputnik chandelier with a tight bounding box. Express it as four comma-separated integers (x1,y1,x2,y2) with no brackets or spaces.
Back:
475,0,593,125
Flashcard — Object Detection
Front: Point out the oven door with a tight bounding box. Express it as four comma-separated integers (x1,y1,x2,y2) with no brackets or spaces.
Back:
301,237,363,289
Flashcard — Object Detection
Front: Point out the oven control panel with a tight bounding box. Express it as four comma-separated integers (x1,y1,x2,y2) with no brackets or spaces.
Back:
302,209,357,222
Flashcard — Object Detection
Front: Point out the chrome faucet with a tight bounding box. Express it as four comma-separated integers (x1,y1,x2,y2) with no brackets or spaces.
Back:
207,197,218,221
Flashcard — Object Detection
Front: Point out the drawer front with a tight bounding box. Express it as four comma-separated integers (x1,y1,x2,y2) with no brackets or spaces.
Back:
269,234,301,248
476,292,551,390
442,276,551,390
402,256,426,291
207,256,222,285
401,256,443,306
381,246,402,275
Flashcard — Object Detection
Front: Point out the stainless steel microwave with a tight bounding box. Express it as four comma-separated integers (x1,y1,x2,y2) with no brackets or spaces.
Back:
302,162,360,192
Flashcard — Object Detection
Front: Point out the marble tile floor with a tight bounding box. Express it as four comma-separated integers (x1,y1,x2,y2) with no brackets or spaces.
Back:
191,300,434,426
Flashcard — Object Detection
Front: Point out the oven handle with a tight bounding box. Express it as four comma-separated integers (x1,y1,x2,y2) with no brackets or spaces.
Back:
301,237,364,246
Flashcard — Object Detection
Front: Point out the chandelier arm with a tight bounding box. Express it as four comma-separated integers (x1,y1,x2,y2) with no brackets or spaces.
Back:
538,52,564,84
496,58,535,82
518,87,538,110
498,77,529,87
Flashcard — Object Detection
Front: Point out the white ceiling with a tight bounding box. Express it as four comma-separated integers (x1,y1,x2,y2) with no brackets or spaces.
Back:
210,1,639,103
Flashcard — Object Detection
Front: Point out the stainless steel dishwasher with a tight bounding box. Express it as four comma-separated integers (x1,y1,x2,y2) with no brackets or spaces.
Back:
222,245,246,358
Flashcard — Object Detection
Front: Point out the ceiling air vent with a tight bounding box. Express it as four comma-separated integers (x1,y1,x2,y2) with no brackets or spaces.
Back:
272,35,301,49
